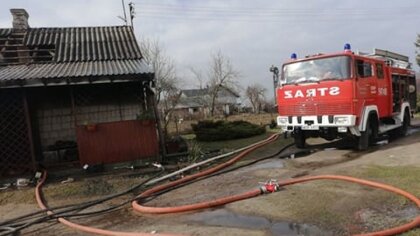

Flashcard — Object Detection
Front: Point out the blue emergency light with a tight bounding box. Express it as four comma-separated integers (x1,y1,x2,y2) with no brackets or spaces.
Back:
290,53,297,60
344,43,351,51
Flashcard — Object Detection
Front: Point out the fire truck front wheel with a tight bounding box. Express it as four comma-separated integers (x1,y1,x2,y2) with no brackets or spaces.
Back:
356,112,379,151
293,129,306,148
399,109,410,136
357,117,376,151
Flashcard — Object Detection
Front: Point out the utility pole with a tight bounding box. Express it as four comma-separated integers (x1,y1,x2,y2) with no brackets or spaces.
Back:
269,65,279,105
129,2,135,28
117,0,128,25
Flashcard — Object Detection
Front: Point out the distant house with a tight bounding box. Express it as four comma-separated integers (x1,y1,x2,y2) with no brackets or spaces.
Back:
0,9,160,177
174,86,240,118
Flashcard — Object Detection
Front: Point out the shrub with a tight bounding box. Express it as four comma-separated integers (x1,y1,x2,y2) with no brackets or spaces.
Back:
269,119,277,129
191,120,266,141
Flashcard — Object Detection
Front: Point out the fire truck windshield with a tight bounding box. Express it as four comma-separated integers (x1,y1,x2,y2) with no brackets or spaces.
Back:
282,56,351,85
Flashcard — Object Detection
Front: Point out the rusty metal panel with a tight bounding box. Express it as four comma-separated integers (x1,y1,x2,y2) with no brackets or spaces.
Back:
76,120,158,165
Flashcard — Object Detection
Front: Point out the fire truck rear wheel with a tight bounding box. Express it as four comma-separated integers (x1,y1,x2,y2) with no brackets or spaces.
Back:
294,130,306,148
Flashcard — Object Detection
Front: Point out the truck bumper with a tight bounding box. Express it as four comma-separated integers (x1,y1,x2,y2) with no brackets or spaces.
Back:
277,115,357,132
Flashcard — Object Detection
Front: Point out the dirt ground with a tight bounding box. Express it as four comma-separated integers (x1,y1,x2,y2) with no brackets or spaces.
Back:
1,120,420,235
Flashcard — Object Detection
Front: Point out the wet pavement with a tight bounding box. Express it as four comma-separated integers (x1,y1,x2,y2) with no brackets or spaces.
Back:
240,159,284,172
184,208,330,236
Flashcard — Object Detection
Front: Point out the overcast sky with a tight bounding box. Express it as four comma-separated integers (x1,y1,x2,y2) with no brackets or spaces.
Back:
1,0,419,99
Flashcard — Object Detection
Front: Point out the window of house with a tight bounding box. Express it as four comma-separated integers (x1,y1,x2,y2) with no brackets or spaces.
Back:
356,60,373,78
376,63,384,79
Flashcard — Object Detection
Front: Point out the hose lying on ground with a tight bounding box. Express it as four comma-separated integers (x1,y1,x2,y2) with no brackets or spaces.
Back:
25,133,280,236
0,134,280,236
0,166,165,235
142,142,300,201
13,131,420,236
134,175,420,236
133,133,279,208
35,171,183,236
145,133,281,186
131,133,419,236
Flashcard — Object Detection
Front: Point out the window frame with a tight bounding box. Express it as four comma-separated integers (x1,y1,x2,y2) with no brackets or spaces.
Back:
356,59,373,78
376,63,384,79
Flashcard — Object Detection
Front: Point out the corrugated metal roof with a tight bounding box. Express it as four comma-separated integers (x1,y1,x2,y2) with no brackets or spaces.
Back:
182,88,209,97
0,25,153,87
0,28,12,37
23,26,142,62
176,98,204,109
181,87,240,98
0,59,152,82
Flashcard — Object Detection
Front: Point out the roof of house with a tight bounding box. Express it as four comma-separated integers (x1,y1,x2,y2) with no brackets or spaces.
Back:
0,25,152,88
181,88,208,97
175,99,203,109
181,86,240,98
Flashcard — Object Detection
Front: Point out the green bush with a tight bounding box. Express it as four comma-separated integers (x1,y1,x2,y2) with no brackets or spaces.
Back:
191,120,266,141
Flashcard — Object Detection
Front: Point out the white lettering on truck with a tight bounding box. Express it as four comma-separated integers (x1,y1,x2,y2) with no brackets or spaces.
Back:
283,87,340,99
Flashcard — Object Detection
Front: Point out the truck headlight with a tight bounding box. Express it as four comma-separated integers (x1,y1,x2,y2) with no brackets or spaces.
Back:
277,117,289,125
334,116,350,125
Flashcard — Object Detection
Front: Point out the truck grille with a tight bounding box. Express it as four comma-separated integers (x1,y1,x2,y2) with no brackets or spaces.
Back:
279,103,352,116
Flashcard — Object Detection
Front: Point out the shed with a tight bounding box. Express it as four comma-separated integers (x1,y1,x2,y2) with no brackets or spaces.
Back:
0,9,159,177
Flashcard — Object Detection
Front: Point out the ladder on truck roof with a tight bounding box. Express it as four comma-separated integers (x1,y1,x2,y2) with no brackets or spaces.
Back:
368,48,412,69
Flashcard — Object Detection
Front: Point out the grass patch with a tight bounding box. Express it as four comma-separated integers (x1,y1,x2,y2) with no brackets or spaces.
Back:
361,166,420,196
192,120,266,141
44,178,115,199
358,166,420,206
0,188,36,205
196,132,273,153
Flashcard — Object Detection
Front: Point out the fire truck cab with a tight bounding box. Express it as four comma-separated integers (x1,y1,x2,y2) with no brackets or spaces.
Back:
276,44,417,150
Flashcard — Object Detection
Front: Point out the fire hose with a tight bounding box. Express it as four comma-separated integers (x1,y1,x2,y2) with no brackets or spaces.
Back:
32,132,419,236
29,133,279,236
35,171,182,236
133,175,420,236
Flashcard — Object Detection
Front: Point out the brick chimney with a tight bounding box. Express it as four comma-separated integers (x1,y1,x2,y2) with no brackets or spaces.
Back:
10,8,29,31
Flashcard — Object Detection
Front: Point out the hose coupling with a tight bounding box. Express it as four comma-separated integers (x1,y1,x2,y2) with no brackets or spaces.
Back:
259,179,280,193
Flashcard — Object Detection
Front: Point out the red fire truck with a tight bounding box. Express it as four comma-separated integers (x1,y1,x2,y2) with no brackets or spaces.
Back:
276,44,417,150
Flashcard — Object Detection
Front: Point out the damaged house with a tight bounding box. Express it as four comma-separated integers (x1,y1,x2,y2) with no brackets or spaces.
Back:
174,86,240,119
0,9,160,177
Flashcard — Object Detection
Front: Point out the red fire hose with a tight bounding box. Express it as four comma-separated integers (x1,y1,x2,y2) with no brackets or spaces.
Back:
35,171,183,236
131,131,419,235
133,176,419,236
34,133,279,235
34,132,419,235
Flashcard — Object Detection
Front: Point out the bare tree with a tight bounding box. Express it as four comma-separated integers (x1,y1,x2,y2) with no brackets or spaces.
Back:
189,67,205,89
207,50,240,116
138,37,178,104
160,88,182,136
246,84,267,113
139,37,182,140
415,34,420,67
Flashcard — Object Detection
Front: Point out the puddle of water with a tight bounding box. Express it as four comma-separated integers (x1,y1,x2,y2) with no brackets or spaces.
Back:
407,127,420,135
184,208,329,236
